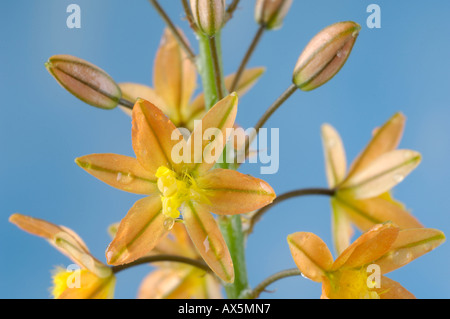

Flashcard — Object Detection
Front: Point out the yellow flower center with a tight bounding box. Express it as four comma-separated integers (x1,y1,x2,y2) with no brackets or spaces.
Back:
328,268,380,299
155,166,208,221
51,266,89,299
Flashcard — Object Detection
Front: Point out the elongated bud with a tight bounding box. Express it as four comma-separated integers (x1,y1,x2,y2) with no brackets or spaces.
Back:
293,21,361,91
190,0,226,36
45,55,122,109
255,0,293,30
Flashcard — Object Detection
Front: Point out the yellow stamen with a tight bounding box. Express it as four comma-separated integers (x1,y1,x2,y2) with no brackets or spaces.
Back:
328,268,380,299
155,166,209,219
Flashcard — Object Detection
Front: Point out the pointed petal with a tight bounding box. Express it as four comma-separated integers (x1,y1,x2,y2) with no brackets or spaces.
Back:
106,196,167,265
332,223,399,270
339,150,421,199
374,228,445,274
186,93,238,175
287,232,334,282
9,214,107,276
377,276,416,299
75,154,158,194
321,124,347,188
118,83,168,116
132,98,186,174
154,28,196,124
345,113,406,181
196,168,276,215
152,222,197,259
331,198,354,255
182,202,234,283
185,67,264,124
333,194,423,232
224,67,265,97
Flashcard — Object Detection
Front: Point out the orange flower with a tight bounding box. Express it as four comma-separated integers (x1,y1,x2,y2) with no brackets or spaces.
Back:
321,113,423,253
288,223,445,299
119,28,264,130
9,214,115,299
75,94,276,283
109,222,221,299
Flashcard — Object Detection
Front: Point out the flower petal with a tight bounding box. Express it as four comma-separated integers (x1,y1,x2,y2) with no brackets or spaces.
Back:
339,150,421,199
374,228,445,274
182,201,234,283
132,98,186,174
75,153,158,194
106,196,167,265
9,214,107,276
58,271,116,299
331,198,354,255
376,276,416,299
321,124,347,188
333,193,423,232
332,223,399,270
345,113,406,181
118,82,168,116
196,168,276,215
154,28,196,124
186,93,238,175
287,232,334,282
187,67,265,124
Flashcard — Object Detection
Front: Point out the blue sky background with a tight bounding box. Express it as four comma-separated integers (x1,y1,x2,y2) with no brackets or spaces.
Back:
1,0,450,299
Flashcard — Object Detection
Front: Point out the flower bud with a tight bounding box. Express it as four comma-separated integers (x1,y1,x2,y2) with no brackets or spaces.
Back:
190,0,226,36
255,0,293,30
45,54,122,109
293,21,361,91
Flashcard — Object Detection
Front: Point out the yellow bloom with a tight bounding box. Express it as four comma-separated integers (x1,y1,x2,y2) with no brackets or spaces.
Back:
288,223,445,299
75,95,276,283
9,214,115,299
119,28,265,130
321,113,423,253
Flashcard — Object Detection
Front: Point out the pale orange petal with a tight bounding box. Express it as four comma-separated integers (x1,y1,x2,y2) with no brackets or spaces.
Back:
118,82,168,116
132,98,186,174
186,93,238,175
182,201,234,283
321,124,347,188
345,113,406,181
374,228,445,274
333,194,423,232
185,67,264,124
75,153,158,194
287,232,334,282
224,67,265,97
152,222,197,259
332,223,399,270
196,168,276,215
106,196,167,265
340,150,421,199
9,214,107,276
377,276,416,299
154,28,196,124
330,198,354,255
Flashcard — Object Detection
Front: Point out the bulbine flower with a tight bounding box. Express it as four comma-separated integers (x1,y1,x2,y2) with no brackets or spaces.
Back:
75,94,276,283
288,223,445,299
190,0,226,36
293,21,360,91
120,28,264,130
45,54,122,110
321,113,423,253
254,0,293,30
9,214,116,299
110,222,222,299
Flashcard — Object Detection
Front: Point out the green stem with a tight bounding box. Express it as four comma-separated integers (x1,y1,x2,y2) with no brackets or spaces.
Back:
197,30,249,299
